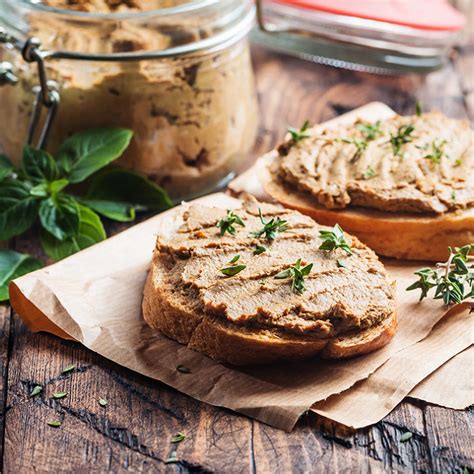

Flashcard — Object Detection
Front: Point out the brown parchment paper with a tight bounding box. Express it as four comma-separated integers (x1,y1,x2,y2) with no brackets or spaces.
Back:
9,192,473,431
10,102,473,431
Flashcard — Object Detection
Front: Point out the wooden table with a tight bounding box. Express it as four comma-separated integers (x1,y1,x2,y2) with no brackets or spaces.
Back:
1,16,473,474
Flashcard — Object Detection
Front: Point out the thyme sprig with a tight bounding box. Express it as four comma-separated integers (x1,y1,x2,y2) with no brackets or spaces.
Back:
216,210,245,236
319,224,353,255
275,259,313,294
362,166,377,179
250,209,288,241
288,120,310,143
423,139,447,164
356,120,382,141
390,124,415,156
340,138,368,162
406,245,474,305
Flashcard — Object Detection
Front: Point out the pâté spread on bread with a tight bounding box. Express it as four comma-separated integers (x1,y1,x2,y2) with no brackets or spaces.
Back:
264,111,474,261
143,196,397,365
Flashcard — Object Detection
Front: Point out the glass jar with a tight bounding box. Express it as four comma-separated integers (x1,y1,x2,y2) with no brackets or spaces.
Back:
0,0,258,200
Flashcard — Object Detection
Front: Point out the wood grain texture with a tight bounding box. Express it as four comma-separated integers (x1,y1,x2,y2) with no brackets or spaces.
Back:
2,11,474,473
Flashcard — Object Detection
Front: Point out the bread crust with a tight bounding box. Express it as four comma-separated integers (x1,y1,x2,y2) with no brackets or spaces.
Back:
142,247,397,366
260,152,474,262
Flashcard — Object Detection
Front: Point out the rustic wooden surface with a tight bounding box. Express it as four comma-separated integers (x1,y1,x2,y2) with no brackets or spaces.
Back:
1,11,474,474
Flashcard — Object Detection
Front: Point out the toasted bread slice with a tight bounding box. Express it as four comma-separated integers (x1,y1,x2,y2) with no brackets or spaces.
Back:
143,261,397,365
259,152,474,262
142,198,397,366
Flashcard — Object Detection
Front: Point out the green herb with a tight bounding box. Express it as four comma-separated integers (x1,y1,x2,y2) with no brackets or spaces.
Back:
319,224,353,255
400,432,413,443
171,432,186,443
30,385,43,397
250,209,288,241
61,364,76,374
98,398,108,407
0,250,42,302
165,453,178,464
424,140,447,164
253,245,267,255
415,100,423,117
219,264,246,277
275,259,313,294
407,245,474,305
229,254,240,264
336,259,346,268
454,159,463,167
451,191,457,203
0,129,171,269
52,392,67,399
340,138,368,162
176,365,191,374
362,166,377,179
356,120,382,141
47,420,62,428
288,120,310,143
390,124,415,156
216,210,245,236
0,154,14,181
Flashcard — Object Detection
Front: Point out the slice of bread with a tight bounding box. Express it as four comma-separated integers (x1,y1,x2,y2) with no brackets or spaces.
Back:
259,151,474,262
142,198,397,366
143,252,397,365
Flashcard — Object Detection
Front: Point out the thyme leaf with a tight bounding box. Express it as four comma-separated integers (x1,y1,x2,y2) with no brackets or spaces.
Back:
415,100,423,117
229,254,240,264
362,166,377,179
253,245,267,255
52,392,67,399
61,363,76,374
47,420,62,428
176,365,191,374
400,432,413,443
424,140,447,164
340,138,368,162
250,209,288,241
171,432,186,443
288,120,310,143
30,385,43,397
390,124,415,156
407,245,474,305
356,120,382,141
319,224,353,255
219,264,246,277
275,259,313,294
216,210,245,236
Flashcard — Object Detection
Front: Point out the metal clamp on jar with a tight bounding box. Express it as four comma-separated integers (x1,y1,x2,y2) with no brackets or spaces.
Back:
0,0,258,200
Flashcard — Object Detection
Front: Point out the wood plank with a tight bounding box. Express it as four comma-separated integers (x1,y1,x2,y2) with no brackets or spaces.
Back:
424,405,474,472
0,306,11,468
3,17,473,471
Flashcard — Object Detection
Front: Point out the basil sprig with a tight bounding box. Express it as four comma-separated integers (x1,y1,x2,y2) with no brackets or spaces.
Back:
0,128,172,300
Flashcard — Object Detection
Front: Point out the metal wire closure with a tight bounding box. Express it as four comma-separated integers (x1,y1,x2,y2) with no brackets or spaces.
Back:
0,27,60,149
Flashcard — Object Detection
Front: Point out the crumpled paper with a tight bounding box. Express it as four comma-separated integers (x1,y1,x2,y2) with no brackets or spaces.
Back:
10,192,473,431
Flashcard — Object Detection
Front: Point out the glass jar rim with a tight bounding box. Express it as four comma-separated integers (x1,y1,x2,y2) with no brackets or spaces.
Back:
16,0,222,20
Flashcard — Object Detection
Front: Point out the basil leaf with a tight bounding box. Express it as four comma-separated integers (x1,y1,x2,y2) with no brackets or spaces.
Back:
40,205,106,261
0,178,39,240
39,194,80,241
22,145,59,182
0,155,14,181
0,250,42,301
57,128,133,183
30,179,69,199
86,168,172,211
80,198,135,222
